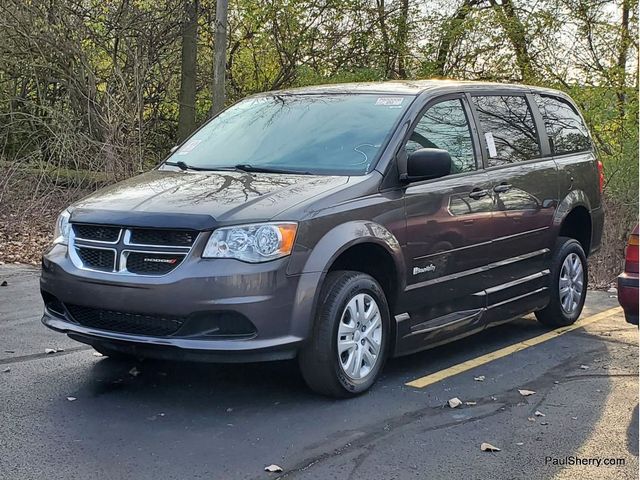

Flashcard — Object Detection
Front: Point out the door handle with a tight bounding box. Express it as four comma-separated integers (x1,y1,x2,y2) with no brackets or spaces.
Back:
493,183,512,193
469,189,489,199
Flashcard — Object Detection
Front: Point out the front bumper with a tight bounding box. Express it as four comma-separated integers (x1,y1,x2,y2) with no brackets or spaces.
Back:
617,273,639,325
41,244,322,362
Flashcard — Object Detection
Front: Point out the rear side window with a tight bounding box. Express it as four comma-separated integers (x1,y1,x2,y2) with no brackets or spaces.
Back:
405,98,476,174
471,95,541,166
535,95,591,155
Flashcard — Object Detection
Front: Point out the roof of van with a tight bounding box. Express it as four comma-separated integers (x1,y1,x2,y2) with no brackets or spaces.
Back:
262,79,565,97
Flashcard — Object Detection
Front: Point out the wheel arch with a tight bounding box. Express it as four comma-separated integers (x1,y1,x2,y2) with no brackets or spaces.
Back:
553,190,593,255
300,221,406,348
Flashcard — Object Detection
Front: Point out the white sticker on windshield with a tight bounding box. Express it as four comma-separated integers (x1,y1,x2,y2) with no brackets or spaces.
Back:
177,139,202,155
375,97,404,106
484,132,498,158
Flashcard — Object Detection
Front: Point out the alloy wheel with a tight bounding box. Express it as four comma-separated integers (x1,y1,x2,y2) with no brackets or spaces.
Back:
337,293,383,380
559,252,584,314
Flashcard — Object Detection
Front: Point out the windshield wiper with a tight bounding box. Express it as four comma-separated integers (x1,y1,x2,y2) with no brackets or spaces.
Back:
164,160,211,171
165,161,311,175
233,164,312,175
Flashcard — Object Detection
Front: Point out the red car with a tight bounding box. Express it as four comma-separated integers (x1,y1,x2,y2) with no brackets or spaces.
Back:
618,224,639,325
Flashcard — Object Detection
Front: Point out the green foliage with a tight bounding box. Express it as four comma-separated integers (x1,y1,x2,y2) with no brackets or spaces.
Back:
0,0,637,221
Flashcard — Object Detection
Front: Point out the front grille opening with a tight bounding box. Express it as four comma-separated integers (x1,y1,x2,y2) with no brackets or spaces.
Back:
42,292,66,318
76,247,115,271
129,228,196,247
65,304,184,337
125,252,186,275
73,224,121,242
180,312,257,338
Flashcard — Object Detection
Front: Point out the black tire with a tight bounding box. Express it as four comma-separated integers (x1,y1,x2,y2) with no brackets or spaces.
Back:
92,343,136,361
535,237,588,327
298,271,391,398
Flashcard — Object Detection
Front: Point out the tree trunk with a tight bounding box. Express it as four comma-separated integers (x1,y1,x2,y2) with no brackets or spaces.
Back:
492,0,534,82
615,0,631,120
211,0,228,117
434,0,475,76
395,0,409,78
375,0,393,78
178,0,199,142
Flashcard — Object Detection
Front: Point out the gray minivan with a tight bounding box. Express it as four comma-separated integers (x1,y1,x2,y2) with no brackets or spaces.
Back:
41,80,604,397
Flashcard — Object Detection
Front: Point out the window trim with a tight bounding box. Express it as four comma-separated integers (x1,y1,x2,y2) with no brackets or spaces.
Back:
535,94,592,156
397,93,483,179
467,92,546,169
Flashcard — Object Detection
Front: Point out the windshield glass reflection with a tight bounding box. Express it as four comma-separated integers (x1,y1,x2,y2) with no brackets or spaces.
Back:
165,94,412,175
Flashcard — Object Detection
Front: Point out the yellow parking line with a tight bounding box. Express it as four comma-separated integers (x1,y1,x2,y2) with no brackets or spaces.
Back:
405,307,622,389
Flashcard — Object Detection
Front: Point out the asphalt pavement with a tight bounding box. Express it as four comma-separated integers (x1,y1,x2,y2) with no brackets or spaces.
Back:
0,264,638,480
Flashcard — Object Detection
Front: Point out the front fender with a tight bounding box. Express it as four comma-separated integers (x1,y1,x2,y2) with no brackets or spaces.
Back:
300,220,405,278
285,221,406,343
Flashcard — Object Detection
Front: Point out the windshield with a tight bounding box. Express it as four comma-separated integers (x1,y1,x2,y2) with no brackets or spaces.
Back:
165,94,412,175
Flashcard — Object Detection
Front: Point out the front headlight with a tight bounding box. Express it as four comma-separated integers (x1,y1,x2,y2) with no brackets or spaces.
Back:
53,210,71,245
203,222,297,263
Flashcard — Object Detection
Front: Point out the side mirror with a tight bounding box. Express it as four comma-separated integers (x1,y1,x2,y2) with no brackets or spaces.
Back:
404,148,452,182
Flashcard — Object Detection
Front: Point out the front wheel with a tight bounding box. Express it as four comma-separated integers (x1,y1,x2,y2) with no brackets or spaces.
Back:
536,237,588,327
298,271,390,398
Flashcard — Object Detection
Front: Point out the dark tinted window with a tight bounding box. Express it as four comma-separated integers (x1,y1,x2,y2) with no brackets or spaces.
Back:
472,95,540,166
165,94,411,175
405,99,476,174
535,95,591,155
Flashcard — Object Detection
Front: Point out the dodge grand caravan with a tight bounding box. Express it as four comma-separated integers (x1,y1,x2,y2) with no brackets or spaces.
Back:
41,80,604,397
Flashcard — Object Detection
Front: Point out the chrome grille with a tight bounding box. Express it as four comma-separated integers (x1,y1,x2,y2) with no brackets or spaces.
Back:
75,246,116,271
73,224,121,243
125,251,187,274
69,224,196,276
129,228,196,247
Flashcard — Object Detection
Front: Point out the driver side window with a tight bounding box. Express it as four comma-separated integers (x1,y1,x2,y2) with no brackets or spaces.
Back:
405,99,476,174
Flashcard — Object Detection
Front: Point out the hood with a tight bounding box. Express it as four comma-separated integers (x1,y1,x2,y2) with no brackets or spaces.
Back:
69,169,349,230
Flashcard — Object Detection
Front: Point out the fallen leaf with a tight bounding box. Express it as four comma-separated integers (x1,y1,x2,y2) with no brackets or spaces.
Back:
1,281,7,287
534,410,545,417
579,365,589,370
553,381,559,384
448,397,463,408
45,348,57,354
67,396,77,402
4,350,15,354
3,367,10,373
491,396,497,401
515,442,524,446
465,401,477,406
571,416,578,420
480,442,501,452
518,389,536,396
264,464,283,473
528,417,536,422
474,375,485,382
93,352,104,357
540,421,549,425
128,367,140,377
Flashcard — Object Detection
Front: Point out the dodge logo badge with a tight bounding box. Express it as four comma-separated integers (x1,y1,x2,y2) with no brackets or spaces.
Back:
143,257,178,264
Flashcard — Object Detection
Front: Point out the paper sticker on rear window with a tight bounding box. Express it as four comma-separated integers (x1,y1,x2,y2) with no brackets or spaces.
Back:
375,97,404,106
177,139,202,155
485,132,498,158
